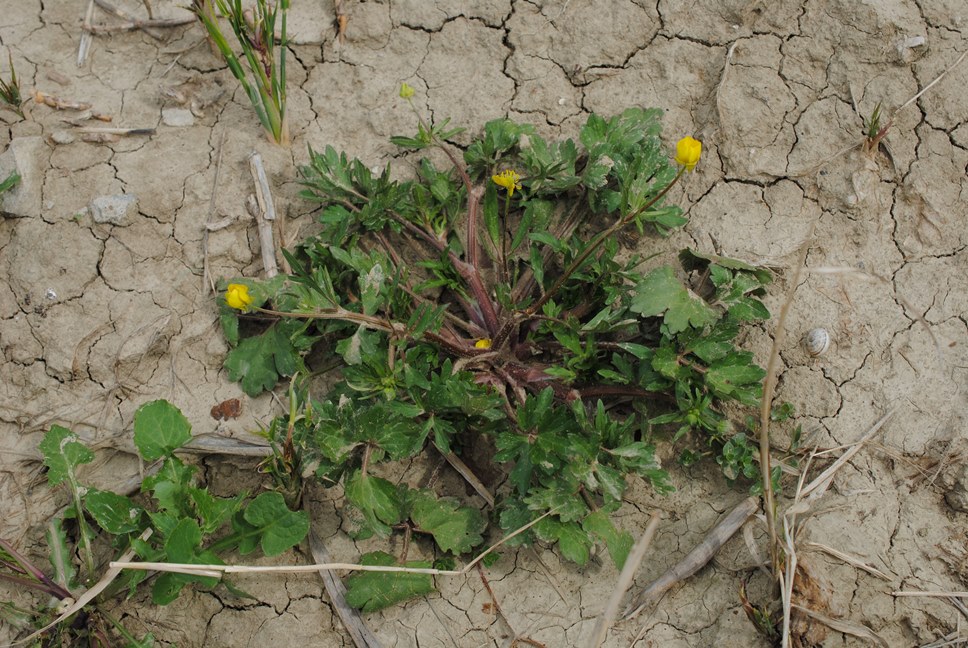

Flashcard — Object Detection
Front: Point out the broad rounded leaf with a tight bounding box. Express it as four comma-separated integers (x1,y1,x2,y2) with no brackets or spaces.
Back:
134,400,192,461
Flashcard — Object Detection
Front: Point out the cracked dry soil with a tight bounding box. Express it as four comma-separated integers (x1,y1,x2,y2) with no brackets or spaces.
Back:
1,0,967,646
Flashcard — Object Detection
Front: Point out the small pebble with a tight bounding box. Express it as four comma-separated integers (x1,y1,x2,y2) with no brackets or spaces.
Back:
162,107,195,127
90,194,138,226
49,131,75,145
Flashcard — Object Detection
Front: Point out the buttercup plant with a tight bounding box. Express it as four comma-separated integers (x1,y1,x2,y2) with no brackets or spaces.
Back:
220,90,774,609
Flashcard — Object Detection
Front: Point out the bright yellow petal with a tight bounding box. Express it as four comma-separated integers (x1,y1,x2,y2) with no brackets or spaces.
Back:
675,136,702,171
226,283,253,311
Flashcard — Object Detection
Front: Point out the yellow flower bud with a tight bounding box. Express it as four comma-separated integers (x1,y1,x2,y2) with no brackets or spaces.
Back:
491,169,522,198
675,136,702,171
474,338,492,350
225,283,254,311
399,82,415,99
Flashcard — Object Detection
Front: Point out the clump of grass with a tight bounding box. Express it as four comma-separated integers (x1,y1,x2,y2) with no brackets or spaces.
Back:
862,102,886,156
0,51,24,118
193,0,289,145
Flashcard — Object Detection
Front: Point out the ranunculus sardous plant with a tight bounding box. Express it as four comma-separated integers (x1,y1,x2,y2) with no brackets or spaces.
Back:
219,100,772,610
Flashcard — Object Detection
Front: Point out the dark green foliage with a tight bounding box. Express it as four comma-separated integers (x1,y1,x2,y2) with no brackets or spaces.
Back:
33,401,308,608
220,108,776,610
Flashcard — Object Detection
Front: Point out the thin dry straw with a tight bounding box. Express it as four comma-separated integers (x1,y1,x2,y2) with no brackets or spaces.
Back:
587,511,661,648
778,410,894,647
110,509,555,579
758,222,817,572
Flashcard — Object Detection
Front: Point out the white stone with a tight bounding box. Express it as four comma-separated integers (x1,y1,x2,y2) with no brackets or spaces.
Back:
50,130,76,145
162,107,195,127
90,194,138,226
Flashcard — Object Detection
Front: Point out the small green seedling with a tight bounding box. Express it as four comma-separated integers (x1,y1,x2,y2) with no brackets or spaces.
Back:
0,51,23,118
862,102,889,155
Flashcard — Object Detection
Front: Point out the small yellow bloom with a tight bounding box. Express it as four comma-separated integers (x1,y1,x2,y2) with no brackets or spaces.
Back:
225,283,254,311
491,169,522,198
399,82,415,99
675,136,702,171
474,338,492,350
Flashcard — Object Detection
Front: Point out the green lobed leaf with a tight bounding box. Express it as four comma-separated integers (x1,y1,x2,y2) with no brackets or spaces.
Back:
631,266,718,335
534,517,592,566
190,488,245,536
582,511,633,569
133,400,192,461
39,425,94,486
344,551,434,613
238,491,309,556
142,456,196,517
343,471,404,538
152,518,222,604
409,490,486,555
524,484,588,523
224,325,301,397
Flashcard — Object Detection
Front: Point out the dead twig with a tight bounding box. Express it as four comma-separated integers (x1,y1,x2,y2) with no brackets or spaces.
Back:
248,152,280,279
82,15,195,35
74,126,155,136
78,0,96,66
434,444,494,507
588,511,660,648
803,541,892,581
89,0,192,40
202,131,226,295
792,604,888,647
307,518,383,648
623,497,759,620
797,409,895,502
111,509,557,578
334,0,348,45
778,411,895,647
33,90,91,111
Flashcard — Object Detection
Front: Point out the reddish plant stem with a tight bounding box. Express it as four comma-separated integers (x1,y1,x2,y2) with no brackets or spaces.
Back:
449,255,500,334
465,185,484,269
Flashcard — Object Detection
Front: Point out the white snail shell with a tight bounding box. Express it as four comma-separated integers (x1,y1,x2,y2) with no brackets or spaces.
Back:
802,328,830,357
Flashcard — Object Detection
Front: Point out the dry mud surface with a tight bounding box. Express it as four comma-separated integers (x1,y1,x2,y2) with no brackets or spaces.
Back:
1,1,967,646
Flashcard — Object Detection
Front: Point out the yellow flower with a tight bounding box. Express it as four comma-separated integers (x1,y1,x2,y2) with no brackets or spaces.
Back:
474,338,492,350
225,283,254,311
399,82,415,99
675,136,702,171
491,169,522,198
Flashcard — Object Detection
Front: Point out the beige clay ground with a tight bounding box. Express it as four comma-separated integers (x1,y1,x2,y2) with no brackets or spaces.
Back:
1,1,967,646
